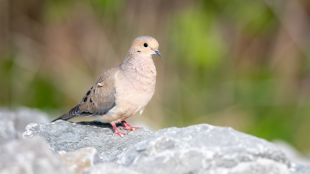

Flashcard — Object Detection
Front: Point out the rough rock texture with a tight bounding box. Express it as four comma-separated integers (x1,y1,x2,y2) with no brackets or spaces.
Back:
0,108,49,134
273,140,310,166
225,159,290,174
0,116,17,145
19,109,310,174
291,164,310,174
0,108,49,146
83,163,141,174
59,147,98,174
23,120,153,162
116,124,291,174
13,108,50,133
0,137,70,174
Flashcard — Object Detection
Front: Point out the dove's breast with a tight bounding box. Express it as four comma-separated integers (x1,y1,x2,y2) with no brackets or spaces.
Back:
102,61,156,123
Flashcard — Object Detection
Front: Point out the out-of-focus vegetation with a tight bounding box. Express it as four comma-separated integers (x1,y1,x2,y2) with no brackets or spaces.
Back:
1,0,310,153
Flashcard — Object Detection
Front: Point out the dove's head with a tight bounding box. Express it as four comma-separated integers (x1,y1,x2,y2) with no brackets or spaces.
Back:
131,36,162,57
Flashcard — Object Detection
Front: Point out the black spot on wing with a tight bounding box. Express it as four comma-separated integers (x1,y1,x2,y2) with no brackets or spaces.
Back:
84,97,88,102
90,98,92,103
86,90,91,95
79,111,93,115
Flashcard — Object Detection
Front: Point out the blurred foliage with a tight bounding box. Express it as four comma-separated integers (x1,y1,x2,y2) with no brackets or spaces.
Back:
1,0,310,154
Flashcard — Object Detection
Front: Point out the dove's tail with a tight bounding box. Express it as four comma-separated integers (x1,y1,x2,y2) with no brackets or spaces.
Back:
51,113,74,122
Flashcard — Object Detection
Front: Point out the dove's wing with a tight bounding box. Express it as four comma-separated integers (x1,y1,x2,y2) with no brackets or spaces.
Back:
52,66,119,122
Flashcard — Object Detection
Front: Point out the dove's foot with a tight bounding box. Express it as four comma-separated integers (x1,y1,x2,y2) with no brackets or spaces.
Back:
120,121,142,131
113,131,126,137
111,123,126,137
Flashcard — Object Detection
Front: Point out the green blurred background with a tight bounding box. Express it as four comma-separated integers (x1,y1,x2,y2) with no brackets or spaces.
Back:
1,0,310,154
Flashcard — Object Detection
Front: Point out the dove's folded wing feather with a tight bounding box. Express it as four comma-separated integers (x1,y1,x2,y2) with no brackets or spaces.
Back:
52,66,119,122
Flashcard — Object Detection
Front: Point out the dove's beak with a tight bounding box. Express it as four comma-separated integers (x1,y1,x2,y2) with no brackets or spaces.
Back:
154,49,162,57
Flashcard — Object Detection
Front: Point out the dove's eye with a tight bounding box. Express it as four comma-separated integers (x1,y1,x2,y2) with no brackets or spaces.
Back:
143,43,148,47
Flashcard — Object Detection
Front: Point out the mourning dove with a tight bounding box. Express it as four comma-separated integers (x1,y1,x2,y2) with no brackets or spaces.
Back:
52,36,162,137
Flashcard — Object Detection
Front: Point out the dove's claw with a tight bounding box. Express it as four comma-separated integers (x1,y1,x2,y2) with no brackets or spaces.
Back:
121,121,142,131
120,126,141,131
113,132,126,137
111,121,141,136
111,123,126,137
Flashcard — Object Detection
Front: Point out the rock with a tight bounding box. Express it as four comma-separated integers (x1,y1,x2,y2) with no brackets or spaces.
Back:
83,163,142,174
0,108,49,135
14,108,50,133
22,119,296,174
290,164,310,174
227,159,290,174
273,140,310,166
0,118,17,145
0,137,70,174
23,120,153,162
59,147,98,174
116,124,291,174
0,108,49,146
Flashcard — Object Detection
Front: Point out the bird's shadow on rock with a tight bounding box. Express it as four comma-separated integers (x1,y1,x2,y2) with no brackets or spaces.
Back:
75,121,124,133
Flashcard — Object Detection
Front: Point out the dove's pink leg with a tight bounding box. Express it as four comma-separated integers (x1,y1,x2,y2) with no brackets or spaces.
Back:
111,123,126,137
120,121,142,131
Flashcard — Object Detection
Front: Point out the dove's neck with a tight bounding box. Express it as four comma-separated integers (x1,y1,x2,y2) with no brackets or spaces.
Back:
121,53,157,78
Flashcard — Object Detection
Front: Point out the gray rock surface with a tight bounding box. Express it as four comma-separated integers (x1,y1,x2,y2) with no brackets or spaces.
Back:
83,163,142,174
226,159,290,174
5,108,310,173
23,120,153,162
0,108,49,146
19,109,306,174
291,164,310,174
116,124,291,174
0,137,70,174
14,108,50,133
273,140,310,166
0,108,49,134
0,116,17,145
0,108,48,145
